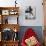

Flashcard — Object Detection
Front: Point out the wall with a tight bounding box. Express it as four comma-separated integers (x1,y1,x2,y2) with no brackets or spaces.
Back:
0,0,44,26
18,26,44,44
17,0,44,26
18,0,44,26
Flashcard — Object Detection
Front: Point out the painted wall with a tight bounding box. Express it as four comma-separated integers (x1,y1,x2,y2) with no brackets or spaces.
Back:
18,26,44,44
17,0,44,26
0,0,44,26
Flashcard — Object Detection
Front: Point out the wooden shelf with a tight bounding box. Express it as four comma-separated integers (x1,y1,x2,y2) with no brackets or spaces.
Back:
0,24,20,32
0,7,19,24
1,13,19,16
2,40,19,42
0,7,19,10
0,7,20,46
0,40,19,46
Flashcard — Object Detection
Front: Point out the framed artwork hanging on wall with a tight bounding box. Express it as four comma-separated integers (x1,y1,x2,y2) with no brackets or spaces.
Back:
25,6,36,20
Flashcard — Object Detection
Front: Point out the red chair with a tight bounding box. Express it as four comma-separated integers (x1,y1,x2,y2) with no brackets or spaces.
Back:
21,28,41,46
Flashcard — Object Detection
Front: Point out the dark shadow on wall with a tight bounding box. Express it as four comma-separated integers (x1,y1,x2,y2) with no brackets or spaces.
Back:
18,26,44,45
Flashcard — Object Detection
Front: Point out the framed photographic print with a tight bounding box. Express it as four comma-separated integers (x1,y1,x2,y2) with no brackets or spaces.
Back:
9,10,18,15
2,10,9,15
25,6,36,20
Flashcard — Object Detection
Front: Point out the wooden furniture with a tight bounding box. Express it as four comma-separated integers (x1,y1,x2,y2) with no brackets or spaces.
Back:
43,0,46,26
0,42,2,46
0,7,20,46
44,27,46,46
43,0,46,46
2,40,19,46
0,24,19,32
0,7,19,24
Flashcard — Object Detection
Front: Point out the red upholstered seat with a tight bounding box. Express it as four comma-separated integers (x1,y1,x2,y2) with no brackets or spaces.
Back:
21,28,41,46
